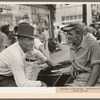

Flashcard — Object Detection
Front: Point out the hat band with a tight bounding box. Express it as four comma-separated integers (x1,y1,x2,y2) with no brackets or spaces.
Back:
14,34,37,39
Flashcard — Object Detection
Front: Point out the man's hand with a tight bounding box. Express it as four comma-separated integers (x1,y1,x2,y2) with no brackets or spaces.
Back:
41,81,47,87
39,63,49,70
45,59,61,68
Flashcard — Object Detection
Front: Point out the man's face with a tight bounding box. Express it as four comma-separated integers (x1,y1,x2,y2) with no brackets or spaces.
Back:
22,37,34,51
65,29,79,44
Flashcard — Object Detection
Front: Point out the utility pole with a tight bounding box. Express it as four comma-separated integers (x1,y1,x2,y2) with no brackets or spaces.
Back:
83,4,92,26
83,4,87,25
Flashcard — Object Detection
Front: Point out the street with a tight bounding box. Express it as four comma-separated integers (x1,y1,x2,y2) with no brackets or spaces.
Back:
50,44,71,64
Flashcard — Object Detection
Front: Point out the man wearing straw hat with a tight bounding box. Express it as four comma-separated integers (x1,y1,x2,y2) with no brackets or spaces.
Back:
0,22,55,87
54,22,100,86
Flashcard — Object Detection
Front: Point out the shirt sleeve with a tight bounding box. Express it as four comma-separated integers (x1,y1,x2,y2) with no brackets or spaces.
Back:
32,49,47,62
9,58,41,87
34,38,43,49
90,40,100,66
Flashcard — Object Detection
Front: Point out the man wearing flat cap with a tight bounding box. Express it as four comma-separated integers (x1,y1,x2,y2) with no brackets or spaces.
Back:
56,22,100,86
0,22,56,87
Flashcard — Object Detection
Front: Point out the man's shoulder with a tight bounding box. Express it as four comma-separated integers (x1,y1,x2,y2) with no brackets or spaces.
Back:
0,42,19,54
0,42,25,67
0,32,7,38
0,42,20,63
84,37,99,47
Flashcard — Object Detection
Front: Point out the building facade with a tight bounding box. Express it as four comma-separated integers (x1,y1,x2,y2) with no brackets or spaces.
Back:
0,4,55,38
56,4,100,27
55,4,83,26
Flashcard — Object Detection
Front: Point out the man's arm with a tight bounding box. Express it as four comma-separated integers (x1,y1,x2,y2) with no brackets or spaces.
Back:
34,38,50,59
45,59,54,68
10,58,44,87
87,40,100,86
39,45,50,59
33,49,58,69
85,64,100,86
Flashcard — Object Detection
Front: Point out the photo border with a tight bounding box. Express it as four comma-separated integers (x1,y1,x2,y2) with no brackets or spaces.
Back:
0,0,100,99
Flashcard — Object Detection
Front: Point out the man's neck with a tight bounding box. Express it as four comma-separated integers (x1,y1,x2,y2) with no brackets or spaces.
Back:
19,43,27,53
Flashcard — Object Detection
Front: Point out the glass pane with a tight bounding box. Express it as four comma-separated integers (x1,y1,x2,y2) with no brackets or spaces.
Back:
66,16,69,20
62,16,65,21
74,15,77,20
70,16,73,20
78,15,82,19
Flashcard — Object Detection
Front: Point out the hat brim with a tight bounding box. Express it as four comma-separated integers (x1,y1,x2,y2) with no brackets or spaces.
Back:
14,34,37,39
62,26,83,32
61,27,75,32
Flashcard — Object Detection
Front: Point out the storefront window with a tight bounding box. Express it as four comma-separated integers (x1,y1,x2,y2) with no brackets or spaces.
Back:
70,16,73,20
66,16,69,20
62,16,65,21
0,4,50,32
78,15,82,19
74,15,77,20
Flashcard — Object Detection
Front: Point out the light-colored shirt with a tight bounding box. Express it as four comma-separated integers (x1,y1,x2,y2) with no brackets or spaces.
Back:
70,37,100,82
54,28,59,39
25,48,47,81
0,42,43,87
34,38,43,49
70,37,100,70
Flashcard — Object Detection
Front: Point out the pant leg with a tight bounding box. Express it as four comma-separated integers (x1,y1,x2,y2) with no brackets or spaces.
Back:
65,73,90,87
0,75,17,87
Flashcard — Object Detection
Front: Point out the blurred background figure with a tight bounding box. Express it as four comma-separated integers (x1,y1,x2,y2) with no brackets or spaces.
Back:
54,26,62,51
43,26,50,53
14,26,18,34
0,26,8,52
0,24,12,48
11,26,18,43
48,38,57,53
37,27,45,44
84,25,96,40
57,29,62,44
54,26,59,40
18,14,30,24
95,25,100,41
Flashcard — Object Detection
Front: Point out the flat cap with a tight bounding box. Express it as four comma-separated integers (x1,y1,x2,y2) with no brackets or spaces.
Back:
61,22,84,32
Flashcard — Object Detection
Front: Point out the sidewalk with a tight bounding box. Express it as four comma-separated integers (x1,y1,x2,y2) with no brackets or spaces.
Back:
50,44,71,63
